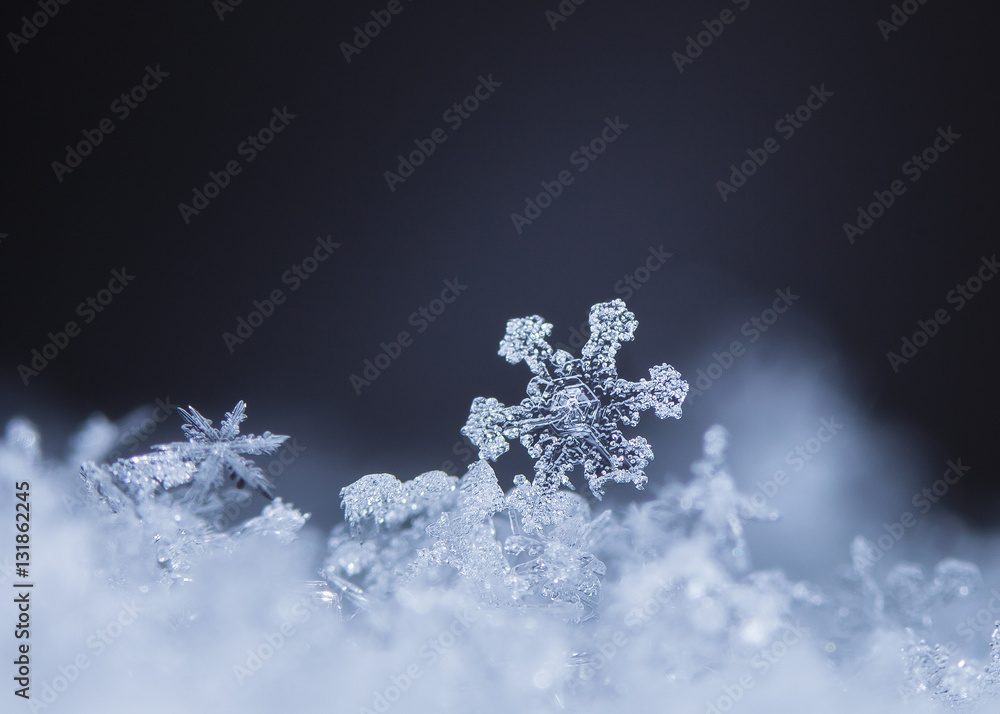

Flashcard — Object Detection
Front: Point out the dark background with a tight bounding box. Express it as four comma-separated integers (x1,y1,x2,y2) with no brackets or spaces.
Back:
1,1,996,538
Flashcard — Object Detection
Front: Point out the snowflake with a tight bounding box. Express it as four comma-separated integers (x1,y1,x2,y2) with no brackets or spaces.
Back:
153,401,289,502
462,299,688,497
79,401,302,578
83,401,289,508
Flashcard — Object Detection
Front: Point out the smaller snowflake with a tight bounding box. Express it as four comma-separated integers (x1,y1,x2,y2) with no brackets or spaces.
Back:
84,401,289,507
462,299,688,497
153,401,289,502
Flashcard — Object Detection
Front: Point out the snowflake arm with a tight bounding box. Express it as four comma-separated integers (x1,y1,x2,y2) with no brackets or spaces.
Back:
462,397,518,461
580,299,637,381
611,363,688,425
498,315,554,376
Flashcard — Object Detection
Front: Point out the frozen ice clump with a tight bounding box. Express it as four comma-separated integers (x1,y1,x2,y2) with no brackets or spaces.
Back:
341,470,459,536
901,624,1000,707
326,460,612,620
78,401,306,579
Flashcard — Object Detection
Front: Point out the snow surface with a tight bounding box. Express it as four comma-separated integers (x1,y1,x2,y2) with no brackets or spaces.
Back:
2,301,999,713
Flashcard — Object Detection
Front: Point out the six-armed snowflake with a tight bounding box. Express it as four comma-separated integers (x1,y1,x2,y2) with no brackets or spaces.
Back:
462,299,688,497
82,401,289,508
155,400,289,501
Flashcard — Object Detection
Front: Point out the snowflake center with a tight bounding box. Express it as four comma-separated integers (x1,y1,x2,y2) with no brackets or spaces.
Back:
546,378,600,433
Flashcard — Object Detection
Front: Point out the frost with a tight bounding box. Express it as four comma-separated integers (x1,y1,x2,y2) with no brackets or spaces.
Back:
504,475,609,620
81,401,288,510
462,299,689,497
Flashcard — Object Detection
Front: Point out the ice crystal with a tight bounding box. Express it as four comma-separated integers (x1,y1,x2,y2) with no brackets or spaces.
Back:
462,299,688,497
341,470,459,536
237,497,311,544
82,401,287,512
154,401,289,501
78,401,303,578
902,624,1000,707
504,474,610,620
6,393,1000,712
327,460,611,619
839,538,980,633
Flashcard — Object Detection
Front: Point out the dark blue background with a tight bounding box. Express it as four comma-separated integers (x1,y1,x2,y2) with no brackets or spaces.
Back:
1,0,996,532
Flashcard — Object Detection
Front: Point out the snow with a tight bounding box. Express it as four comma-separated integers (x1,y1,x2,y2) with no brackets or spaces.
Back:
2,300,999,713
